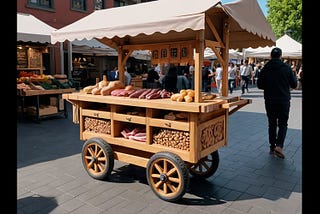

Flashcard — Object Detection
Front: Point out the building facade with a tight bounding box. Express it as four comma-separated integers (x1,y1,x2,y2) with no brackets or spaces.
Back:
17,0,155,75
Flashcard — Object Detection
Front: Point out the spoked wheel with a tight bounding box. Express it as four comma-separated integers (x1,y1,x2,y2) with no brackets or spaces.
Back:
81,137,114,180
189,150,219,179
146,152,189,202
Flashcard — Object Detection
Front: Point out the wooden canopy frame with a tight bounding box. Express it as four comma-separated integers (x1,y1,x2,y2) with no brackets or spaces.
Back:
96,9,231,101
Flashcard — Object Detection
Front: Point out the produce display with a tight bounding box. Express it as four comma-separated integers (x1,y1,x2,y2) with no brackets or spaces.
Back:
17,72,75,90
81,77,219,102
84,117,111,134
153,128,190,151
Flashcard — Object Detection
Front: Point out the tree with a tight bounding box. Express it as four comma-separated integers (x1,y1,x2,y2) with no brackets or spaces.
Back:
266,0,302,43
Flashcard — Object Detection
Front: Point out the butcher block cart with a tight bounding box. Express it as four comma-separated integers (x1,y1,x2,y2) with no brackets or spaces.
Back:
54,0,276,202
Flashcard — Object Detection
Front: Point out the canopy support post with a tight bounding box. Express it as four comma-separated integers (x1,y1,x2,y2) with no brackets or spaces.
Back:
221,18,230,97
194,30,204,103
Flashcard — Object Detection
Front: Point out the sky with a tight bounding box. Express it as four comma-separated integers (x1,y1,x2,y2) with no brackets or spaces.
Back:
220,0,268,17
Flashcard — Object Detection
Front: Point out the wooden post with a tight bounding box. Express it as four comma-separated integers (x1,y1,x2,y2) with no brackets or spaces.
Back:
221,19,230,97
194,30,204,103
117,46,124,83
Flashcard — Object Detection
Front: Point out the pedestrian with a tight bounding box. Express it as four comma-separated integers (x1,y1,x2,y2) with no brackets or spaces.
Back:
240,59,253,94
162,64,178,93
146,65,160,88
215,63,223,94
201,66,210,92
109,66,118,81
124,66,132,86
257,47,297,159
189,64,195,90
228,62,236,94
296,64,303,90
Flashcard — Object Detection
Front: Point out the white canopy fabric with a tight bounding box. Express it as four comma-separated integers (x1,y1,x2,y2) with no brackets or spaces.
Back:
244,34,302,59
17,12,56,43
72,39,118,56
72,39,151,60
51,0,276,49
204,48,243,60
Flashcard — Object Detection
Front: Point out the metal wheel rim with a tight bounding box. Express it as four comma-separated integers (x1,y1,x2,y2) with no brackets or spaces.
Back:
148,158,183,198
83,142,107,176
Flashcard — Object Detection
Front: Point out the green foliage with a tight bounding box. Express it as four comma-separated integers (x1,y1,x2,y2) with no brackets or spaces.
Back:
266,0,302,43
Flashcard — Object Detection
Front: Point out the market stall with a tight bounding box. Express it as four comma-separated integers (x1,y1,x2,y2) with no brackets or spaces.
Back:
17,13,76,121
51,0,276,202
17,12,57,75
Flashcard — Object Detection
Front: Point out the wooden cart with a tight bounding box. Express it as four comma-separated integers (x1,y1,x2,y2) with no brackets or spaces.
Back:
63,92,250,202
55,0,275,202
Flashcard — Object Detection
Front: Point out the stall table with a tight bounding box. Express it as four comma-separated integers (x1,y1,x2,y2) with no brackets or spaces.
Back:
17,88,76,122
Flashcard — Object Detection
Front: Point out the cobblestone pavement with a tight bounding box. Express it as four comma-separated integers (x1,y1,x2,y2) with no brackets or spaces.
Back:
17,86,302,214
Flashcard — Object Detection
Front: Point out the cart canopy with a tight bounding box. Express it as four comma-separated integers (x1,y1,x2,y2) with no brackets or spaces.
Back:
51,0,276,49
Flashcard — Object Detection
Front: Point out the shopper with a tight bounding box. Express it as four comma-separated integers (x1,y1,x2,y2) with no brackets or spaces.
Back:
240,59,253,94
162,64,178,93
124,66,132,86
257,47,297,159
146,66,160,88
215,63,223,94
228,62,236,94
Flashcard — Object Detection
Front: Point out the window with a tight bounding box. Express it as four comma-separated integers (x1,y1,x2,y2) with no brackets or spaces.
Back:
71,0,87,11
161,49,167,58
114,0,126,7
181,47,188,58
170,48,178,58
152,50,158,59
27,0,54,9
94,0,104,10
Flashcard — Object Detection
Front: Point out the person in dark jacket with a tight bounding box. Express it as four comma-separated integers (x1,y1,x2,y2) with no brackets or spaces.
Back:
146,67,160,88
162,64,178,93
257,47,297,159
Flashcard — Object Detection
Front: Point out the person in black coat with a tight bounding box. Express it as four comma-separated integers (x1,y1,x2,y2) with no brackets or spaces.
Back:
257,47,297,159
146,67,160,88
162,64,178,93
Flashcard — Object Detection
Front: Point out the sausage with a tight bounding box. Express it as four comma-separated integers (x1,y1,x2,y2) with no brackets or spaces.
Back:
111,89,125,96
119,89,135,96
144,89,160,98
138,88,152,99
129,88,148,98
146,92,161,99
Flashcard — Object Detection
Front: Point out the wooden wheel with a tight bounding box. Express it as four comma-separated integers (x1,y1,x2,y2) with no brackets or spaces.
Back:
81,137,114,180
189,151,219,179
146,152,189,202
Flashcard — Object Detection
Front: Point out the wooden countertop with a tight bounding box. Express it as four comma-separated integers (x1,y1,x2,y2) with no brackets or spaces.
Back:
62,92,242,113
17,88,76,96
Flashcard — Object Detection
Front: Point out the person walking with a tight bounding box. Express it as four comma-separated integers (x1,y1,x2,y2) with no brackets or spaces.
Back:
240,59,253,94
215,63,223,94
228,62,236,94
257,47,297,159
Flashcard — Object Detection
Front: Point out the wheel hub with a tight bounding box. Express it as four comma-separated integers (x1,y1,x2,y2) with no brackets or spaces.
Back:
159,173,167,182
91,156,97,163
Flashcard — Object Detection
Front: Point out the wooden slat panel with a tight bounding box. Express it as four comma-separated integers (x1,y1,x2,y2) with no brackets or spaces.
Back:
82,109,111,119
113,113,146,125
148,118,189,131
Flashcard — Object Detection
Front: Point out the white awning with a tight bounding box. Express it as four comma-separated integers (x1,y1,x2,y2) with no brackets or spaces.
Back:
244,34,302,59
17,13,56,43
51,0,276,49
204,48,243,60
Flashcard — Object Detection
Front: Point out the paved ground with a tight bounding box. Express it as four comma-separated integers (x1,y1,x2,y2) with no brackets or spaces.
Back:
17,86,302,214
